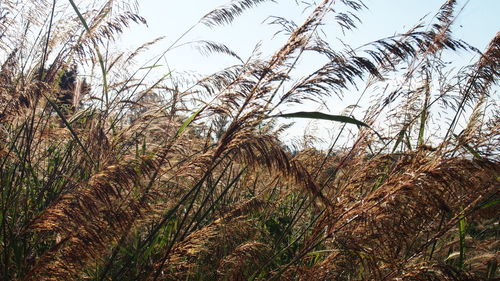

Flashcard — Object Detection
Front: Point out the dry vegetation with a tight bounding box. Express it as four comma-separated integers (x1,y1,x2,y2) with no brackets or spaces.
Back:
0,0,498,280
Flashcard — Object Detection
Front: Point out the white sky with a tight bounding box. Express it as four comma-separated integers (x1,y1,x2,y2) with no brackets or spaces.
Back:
120,0,499,73
117,0,499,147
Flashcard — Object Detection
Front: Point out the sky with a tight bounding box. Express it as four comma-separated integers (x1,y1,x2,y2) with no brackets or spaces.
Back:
120,0,499,73
117,0,499,146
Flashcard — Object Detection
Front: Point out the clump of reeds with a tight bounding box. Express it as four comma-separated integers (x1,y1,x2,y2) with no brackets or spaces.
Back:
0,0,497,280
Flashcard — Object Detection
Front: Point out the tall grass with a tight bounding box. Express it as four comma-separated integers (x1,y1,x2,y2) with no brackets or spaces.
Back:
0,0,498,280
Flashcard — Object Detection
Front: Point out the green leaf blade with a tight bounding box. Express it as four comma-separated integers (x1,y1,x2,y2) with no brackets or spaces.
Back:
271,111,369,127
176,106,205,138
